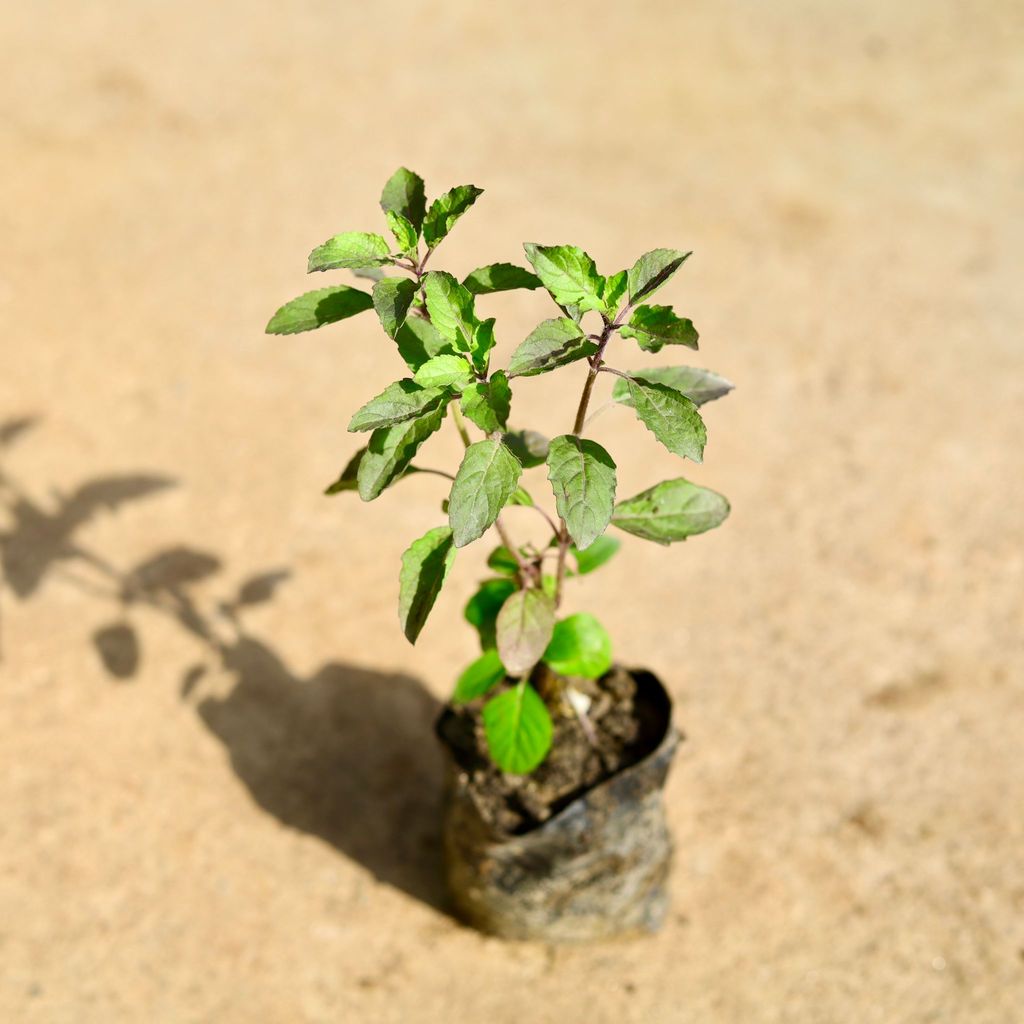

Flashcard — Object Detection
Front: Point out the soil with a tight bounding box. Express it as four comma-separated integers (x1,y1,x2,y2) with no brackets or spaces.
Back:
439,667,668,835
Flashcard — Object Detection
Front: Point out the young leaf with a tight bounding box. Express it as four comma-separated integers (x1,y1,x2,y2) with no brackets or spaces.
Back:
453,649,506,703
325,448,365,494
413,354,474,389
464,578,516,648
448,440,522,547
308,231,393,272
502,429,550,467
394,316,454,372
611,366,734,407
612,477,730,544
423,271,477,351
571,535,620,574
486,546,519,576
470,317,497,373
398,526,457,643
601,270,628,315
543,613,613,679
357,405,447,500
380,167,427,232
348,379,450,433
460,371,511,433
386,210,418,256
545,435,617,550
509,485,534,506
495,588,556,676
627,248,691,304
483,681,553,774
507,318,596,378
372,277,418,339
618,377,707,462
523,243,604,311
422,185,484,248
462,262,542,295
266,285,373,335
620,305,698,352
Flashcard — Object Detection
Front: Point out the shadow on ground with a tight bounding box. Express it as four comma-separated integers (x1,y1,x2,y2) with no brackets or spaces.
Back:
0,415,448,911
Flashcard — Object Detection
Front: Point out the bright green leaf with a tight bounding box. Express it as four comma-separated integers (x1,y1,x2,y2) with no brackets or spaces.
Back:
462,262,542,295
266,285,373,335
386,210,418,256
571,535,620,574
509,485,533,506
423,271,478,352
523,243,604,311
620,304,698,352
357,405,447,501
483,681,553,774
545,435,617,550
469,317,496,373
611,366,734,407
448,440,522,547
308,231,393,272
394,316,454,372
543,613,613,679
422,185,484,248
453,649,506,703
464,577,516,649
380,167,427,232
507,317,596,378
348,379,450,433
627,248,691,304
371,277,418,339
619,377,707,462
612,477,730,544
398,526,456,643
413,354,474,389
495,588,556,676
460,371,511,434
601,270,628,315
502,429,550,467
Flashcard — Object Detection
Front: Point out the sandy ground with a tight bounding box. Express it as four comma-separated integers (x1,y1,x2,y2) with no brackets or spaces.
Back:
2,2,1023,1021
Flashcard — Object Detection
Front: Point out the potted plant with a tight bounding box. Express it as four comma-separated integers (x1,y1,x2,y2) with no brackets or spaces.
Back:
266,168,732,942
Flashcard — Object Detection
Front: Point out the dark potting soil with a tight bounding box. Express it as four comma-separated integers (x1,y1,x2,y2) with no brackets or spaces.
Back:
439,666,668,835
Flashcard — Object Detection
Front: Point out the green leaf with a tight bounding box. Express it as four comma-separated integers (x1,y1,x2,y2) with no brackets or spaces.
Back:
398,526,456,643
423,271,477,352
495,588,556,677
483,681,553,774
357,405,447,500
612,477,730,544
413,354,474,389
348,379,450,433
627,248,691,304
502,429,550,468
394,316,453,372
460,371,511,433
464,578,516,649
325,448,364,494
545,435,617,550
543,613,613,679
448,440,522,547
620,305,698,353
386,210,418,256
462,263,542,295
308,231,393,272
523,243,605,311
487,546,519,576
380,167,427,232
571,535,620,574
507,317,596,378
469,317,497,373
509,485,533,506
453,649,506,703
266,285,374,335
601,270,628,315
611,366,734,407
371,277,418,339
619,377,706,462
422,184,484,248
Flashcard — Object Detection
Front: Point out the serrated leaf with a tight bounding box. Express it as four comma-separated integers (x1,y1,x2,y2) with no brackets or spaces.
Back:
448,440,522,547
453,649,506,703
464,577,516,648
612,477,730,544
423,271,477,352
627,248,691,304
394,315,454,372
545,435,617,550
523,243,605,311
495,588,556,676
413,354,474,389
357,405,447,500
502,429,550,467
398,526,456,643
372,277,418,339
462,263,542,295
380,167,427,232
483,681,553,774
619,377,707,462
620,304,698,352
308,231,393,272
460,371,511,433
570,535,620,574
422,184,484,248
487,546,520,576
348,379,450,432
386,210,418,255
611,366,734,407
507,317,596,378
266,285,374,335
543,613,613,679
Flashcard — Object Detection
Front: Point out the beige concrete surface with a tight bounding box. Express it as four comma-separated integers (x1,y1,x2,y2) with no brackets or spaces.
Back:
2,2,1023,1021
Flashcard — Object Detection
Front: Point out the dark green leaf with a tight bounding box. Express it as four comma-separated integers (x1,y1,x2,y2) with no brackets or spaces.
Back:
462,263,542,295
611,366,734,407
394,315,453,372
348,379,450,433
357,405,447,500
627,248,691,304
486,546,519,576
386,210,418,256
448,440,522,547
483,681,553,773
469,317,496,373
308,231,393,272
571,535,620,574
460,371,511,433
612,477,730,544
620,304,698,352
372,277,418,339
502,429,550,467
380,167,427,232
543,613,613,679
545,435,617,550
495,588,556,676
266,285,374,335
413,354,474,389
422,185,484,248
325,448,364,494
464,578,516,648
453,649,506,703
398,526,456,643
507,317,596,378
619,377,706,462
523,243,604,311
423,271,477,352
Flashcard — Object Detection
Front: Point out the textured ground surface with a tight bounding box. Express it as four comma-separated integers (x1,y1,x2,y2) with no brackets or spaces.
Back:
2,2,1023,1021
